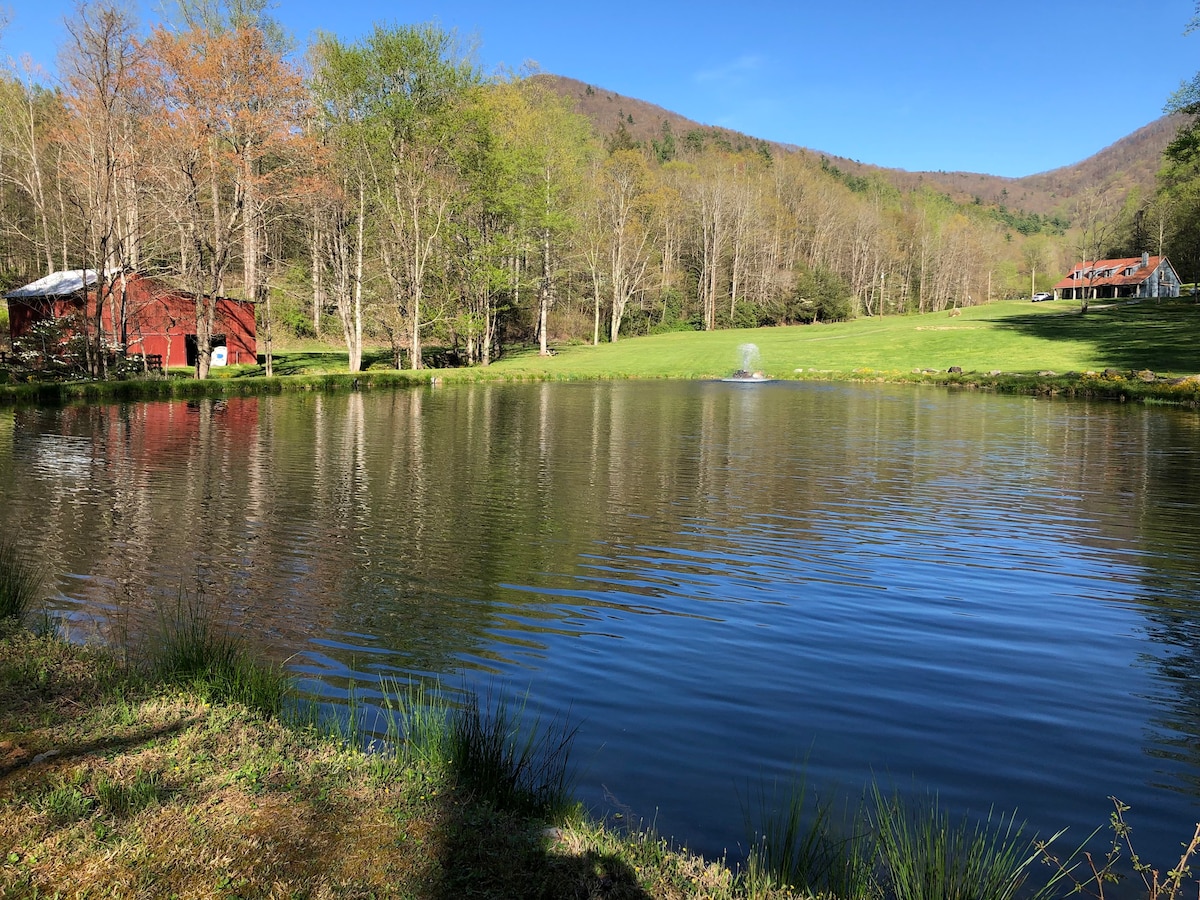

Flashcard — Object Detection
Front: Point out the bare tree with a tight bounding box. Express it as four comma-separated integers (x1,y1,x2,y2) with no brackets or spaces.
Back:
142,23,305,378
1021,236,1048,299
598,150,654,341
317,24,478,370
0,62,61,276
1073,187,1119,313
58,0,142,375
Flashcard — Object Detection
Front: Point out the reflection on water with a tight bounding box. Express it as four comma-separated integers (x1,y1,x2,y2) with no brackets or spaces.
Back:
3,382,1200,866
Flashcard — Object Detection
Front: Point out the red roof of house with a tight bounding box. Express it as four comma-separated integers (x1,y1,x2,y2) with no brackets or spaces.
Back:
1053,255,1169,290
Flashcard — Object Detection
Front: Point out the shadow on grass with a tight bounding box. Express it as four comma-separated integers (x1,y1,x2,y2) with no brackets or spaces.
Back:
385,684,653,899
992,300,1200,373
433,812,651,900
0,716,196,779
232,352,352,377
239,349,411,378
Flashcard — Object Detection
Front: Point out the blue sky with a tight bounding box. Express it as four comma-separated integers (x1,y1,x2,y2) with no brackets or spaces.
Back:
3,0,1196,178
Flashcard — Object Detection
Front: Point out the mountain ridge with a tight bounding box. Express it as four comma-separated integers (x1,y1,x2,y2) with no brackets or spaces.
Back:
534,73,1181,218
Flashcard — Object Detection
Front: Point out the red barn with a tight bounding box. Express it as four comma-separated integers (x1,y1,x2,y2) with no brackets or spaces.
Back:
4,270,256,368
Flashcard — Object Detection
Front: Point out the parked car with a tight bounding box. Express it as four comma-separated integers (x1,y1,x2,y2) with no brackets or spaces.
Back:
1032,292,1053,302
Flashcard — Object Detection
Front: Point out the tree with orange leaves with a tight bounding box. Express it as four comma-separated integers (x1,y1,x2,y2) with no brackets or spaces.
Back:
140,21,306,377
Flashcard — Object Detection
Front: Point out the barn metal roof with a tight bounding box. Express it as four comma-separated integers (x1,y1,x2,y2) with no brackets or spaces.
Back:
4,269,98,299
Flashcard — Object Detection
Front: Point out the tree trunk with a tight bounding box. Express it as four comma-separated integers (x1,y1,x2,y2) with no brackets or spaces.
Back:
538,226,552,356
311,219,324,337
350,180,364,372
260,276,273,378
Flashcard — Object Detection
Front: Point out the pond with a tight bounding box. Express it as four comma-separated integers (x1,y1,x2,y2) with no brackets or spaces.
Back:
3,380,1200,872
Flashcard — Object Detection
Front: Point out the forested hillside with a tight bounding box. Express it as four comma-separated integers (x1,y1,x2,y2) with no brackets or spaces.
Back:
538,73,1182,218
0,7,1191,378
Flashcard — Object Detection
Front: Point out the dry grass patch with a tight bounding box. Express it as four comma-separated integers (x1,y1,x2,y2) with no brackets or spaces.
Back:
1,630,817,899
0,628,128,723
1,701,448,898
547,821,747,899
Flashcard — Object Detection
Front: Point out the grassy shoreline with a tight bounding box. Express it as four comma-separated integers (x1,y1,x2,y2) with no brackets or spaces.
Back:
4,554,1199,900
1,624,746,899
2,364,1197,410
5,623,1196,900
3,299,1200,408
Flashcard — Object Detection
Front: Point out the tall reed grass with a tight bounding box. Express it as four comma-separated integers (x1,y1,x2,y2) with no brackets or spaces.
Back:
340,678,579,818
446,686,579,817
746,777,1065,900
0,536,44,623
870,784,1058,900
146,592,290,715
743,774,875,899
377,677,453,768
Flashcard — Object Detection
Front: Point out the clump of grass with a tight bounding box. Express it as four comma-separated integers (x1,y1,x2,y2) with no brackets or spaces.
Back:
365,678,577,818
870,783,1057,900
381,677,452,769
744,774,875,899
746,776,1064,900
38,780,94,826
94,770,164,817
146,592,290,716
0,537,44,623
446,687,578,817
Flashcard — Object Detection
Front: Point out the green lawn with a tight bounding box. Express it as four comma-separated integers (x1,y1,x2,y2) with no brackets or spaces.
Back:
484,299,1200,381
6,299,1200,406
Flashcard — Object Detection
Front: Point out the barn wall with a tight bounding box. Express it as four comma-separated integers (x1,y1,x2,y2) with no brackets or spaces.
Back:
122,280,196,367
216,298,257,365
5,298,51,347
5,296,84,352
7,274,257,368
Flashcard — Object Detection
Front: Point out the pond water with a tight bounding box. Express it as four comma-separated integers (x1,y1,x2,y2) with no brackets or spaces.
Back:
3,380,1200,873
